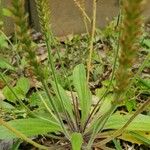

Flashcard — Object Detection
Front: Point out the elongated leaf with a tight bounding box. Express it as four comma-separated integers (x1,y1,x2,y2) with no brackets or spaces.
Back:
0,101,15,109
11,139,22,150
0,118,61,139
0,57,15,70
143,39,150,48
2,8,12,17
119,131,150,144
16,77,30,95
112,139,122,150
2,77,30,102
51,82,75,123
2,86,17,102
0,35,9,49
129,131,150,145
105,114,150,131
87,94,115,134
71,132,83,150
73,64,92,126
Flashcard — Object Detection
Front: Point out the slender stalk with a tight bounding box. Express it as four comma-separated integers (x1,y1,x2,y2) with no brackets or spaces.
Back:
73,0,91,23
0,0,3,31
86,0,144,148
55,45,80,131
36,0,74,134
45,35,74,132
41,80,70,140
0,118,49,150
10,0,69,139
83,10,122,132
12,0,71,139
87,0,97,82
75,0,89,34
36,88,59,122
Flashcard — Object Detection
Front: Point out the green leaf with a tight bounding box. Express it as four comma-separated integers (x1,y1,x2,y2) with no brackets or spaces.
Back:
87,94,113,134
16,77,30,95
138,78,150,89
51,82,75,123
143,39,150,48
129,131,150,145
125,100,136,112
96,87,107,97
2,86,17,102
112,139,122,150
2,77,30,102
11,139,22,150
0,118,61,140
73,64,92,126
29,91,49,106
119,131,150,145
0,57,15,70
71,132,83,150
96,94,113,116
105,114,150,131
0,101,15,109
2,8,12,17
0,35,9,49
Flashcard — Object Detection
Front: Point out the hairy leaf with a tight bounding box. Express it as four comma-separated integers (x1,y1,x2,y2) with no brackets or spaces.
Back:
2,77,30,102
51,82,75,123
73,64,92,126
71,132,83,150
105,114,150,131
0,57,15,70
129,131,150,145
0,118,61,139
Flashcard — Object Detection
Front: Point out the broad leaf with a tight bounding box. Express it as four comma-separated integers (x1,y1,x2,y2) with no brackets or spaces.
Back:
0,101,15,109
71,132,83,150
0,118,61,139
105,114,150,131
73,64,92,126
16,77,30,95
0,35,9,49
0,57,15,70
143,39,150,48
2,86,17,102
29,91,50,107
2,77,30,102
2,8,12,17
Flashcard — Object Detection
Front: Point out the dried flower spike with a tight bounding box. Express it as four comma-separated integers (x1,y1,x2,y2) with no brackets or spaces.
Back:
11,0,44,80
115,0,144,102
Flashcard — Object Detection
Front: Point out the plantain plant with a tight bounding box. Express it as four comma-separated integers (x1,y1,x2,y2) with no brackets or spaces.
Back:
0,0,150,150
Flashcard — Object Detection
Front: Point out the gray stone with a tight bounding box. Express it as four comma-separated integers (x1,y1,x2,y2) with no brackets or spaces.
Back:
2,0,150,36
0,140,13,150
